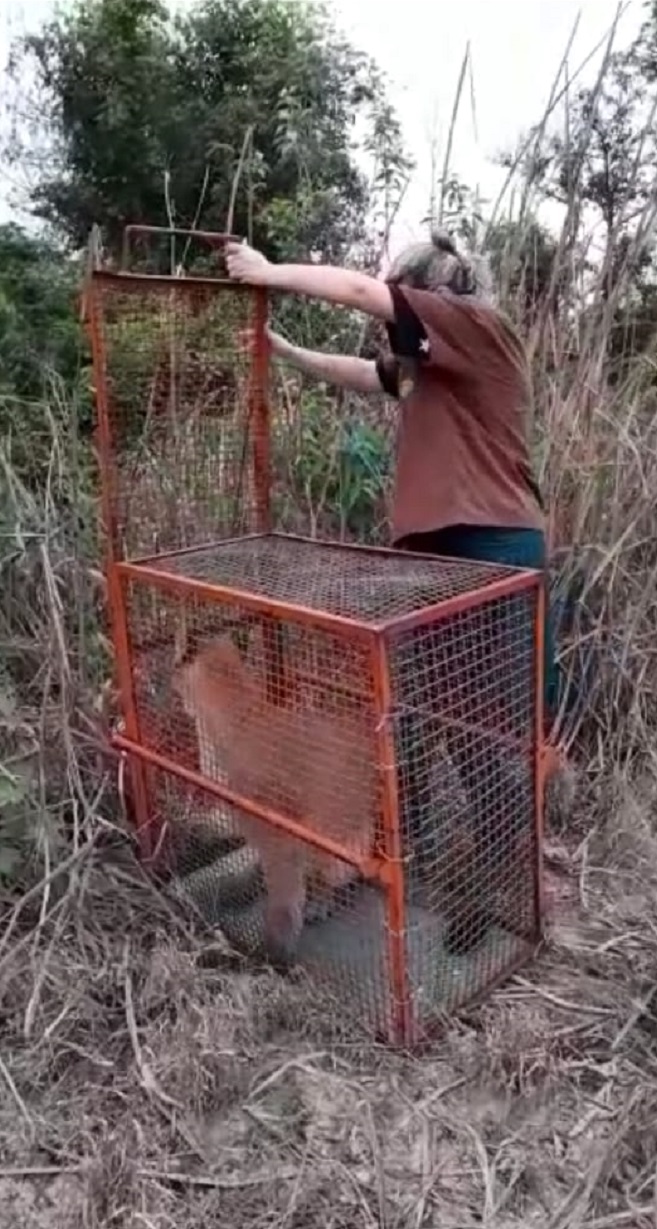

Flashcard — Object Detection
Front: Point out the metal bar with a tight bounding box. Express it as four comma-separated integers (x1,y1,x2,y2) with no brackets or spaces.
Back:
91,270,251,293
533,583,546,934
414,943,538,1047
117,560,376,641
376,570,540,636
251,287,271,534
122,225,241,270
370,637,414,1048
85,285,153,861
246,287,286,701
112,733,384,879
123,532,269,569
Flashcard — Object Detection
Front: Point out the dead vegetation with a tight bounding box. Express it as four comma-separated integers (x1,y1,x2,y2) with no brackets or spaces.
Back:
2,785,657,1229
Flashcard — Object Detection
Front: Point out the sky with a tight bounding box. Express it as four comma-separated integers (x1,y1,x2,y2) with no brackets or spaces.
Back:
332,0,642,244
0,0,645,245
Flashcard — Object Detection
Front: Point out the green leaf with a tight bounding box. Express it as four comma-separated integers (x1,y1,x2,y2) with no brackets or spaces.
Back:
0,769,27,808
0,844,22,880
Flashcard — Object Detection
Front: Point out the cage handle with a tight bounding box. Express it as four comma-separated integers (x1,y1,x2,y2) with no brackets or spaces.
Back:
121,225,242,271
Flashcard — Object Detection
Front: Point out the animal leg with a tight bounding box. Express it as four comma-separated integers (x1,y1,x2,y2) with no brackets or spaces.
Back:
261,844,307,969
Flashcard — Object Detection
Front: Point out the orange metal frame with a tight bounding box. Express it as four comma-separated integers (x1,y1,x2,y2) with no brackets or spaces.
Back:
85,226,545,1048
84,228,272,868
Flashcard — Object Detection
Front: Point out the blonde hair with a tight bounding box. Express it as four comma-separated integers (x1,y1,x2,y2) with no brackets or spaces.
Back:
386,228,494,304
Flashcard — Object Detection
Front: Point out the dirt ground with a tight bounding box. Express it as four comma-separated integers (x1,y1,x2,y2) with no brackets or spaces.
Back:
1,777,657,1229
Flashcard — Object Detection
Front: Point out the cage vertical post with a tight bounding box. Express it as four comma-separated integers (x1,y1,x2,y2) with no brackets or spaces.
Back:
371,633,413,1047
250,286,271,536
86,282,155,862
533,581,546,933
250,285,287,705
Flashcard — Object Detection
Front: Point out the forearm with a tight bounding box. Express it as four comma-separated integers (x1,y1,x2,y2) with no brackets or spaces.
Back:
268,263,394,322
272,335,380,393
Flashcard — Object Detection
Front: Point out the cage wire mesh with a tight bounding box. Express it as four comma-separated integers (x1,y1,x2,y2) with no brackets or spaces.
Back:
118,535,541,1042
133,533,520,618
87,273,268,561
389,588,539,1020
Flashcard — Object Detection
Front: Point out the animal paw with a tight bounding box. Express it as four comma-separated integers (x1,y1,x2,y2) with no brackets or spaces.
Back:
263,902,303,970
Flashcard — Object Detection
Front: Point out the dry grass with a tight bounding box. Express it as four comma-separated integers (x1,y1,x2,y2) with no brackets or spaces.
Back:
2,789,657,1229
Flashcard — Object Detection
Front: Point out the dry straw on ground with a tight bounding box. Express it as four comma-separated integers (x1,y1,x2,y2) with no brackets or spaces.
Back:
1,787,657,1229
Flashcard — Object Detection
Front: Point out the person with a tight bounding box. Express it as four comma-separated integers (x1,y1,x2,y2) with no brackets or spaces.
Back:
225,231,558,952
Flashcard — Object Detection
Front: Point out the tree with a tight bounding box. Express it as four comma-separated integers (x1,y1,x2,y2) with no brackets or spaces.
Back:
0,224,92,485
0,224,82,399
485,215,561,328
8,0,408,264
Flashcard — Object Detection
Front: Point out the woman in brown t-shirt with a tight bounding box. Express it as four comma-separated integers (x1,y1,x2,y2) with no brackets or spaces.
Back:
226,230,556,715
227,232,557,951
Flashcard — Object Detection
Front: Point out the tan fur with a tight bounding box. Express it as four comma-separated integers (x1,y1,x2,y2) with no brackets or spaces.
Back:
173,636,378,964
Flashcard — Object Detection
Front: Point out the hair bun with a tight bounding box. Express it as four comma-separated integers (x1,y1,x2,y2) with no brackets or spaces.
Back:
430,227,458,256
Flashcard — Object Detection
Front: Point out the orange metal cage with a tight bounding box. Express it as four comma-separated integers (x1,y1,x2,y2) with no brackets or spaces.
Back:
85,227,545,1047
113,533,544,1046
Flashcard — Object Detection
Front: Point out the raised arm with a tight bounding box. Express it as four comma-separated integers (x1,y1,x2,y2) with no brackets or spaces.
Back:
226,241,394,322
267,329,382,394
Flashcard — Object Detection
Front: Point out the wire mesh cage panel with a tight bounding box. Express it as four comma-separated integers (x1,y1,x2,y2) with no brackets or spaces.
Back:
113,534,543,1045
86,270,269,562
388,589,540,1015
127,532,524,619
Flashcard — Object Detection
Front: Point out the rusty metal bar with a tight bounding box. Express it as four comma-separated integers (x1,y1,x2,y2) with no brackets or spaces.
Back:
85,281,153,860
91,270,249,293
370,636,413,1047
112,732,384,879
251,287,271,535
412,944,538,1047
267,531,521,574
124,533,268,569
533,583,546,935
121,225,241,270
376,569,540,636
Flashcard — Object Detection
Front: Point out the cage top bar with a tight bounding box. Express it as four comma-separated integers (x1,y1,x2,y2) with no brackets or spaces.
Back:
89,269,255,293
376,568,541,635
121,224,241,271
117,549,540,639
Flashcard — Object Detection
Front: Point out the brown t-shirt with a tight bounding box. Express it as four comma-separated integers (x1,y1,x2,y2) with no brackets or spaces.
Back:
376,284,544,544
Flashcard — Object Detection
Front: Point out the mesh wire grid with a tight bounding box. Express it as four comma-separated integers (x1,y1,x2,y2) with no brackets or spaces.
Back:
388,587,540,1023
127,532,523,624
119,538,541,1042
88,274,267,561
